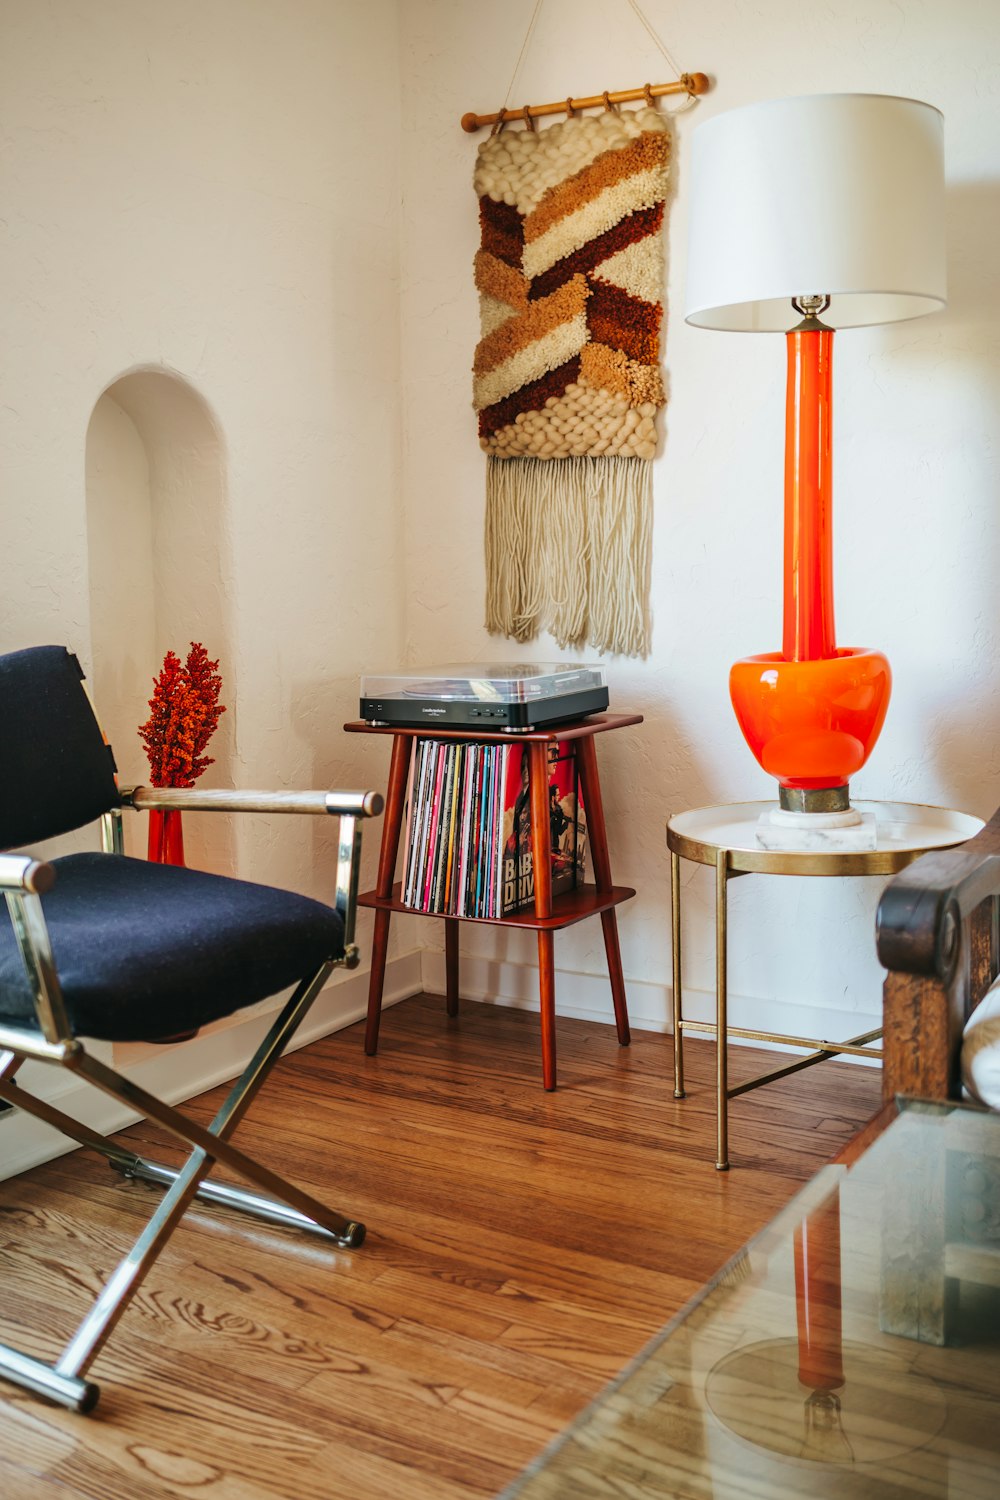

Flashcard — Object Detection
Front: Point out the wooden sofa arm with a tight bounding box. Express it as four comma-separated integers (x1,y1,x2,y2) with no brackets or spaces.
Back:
876,808,1000,1104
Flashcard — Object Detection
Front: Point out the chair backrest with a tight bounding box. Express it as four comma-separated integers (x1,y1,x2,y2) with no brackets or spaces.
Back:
0,646,120,850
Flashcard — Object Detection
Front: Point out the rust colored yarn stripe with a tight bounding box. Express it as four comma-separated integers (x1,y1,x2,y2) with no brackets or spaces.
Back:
478,356,582,438
522,131,669,245
473,275,589,377
587,279,661,365
479,197,524,268
528,203,664,301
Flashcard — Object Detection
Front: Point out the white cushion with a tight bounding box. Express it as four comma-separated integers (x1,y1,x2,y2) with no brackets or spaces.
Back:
962,980,1000,1109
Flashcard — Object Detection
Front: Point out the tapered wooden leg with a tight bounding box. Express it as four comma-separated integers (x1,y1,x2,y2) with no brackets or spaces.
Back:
575,735,630,1047
599,910,630,1047
537,929,557,1091
364,733,413,1056
528,741,557,1089
365,909,392,1054
445,921,459,1017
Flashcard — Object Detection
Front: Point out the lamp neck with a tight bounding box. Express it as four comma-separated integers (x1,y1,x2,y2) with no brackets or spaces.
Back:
791,293,832,326
791,311,835,335
783,320,836,661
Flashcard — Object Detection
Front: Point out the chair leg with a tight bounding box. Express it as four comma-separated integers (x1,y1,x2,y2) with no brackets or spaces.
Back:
0,964,365,1407
70,995,366,1250
0,1048,141,1170
117,1154,342,1235
56,1139,223,1382
0,1342,98,1413
0,1078,340,1240
78,1053,364,1237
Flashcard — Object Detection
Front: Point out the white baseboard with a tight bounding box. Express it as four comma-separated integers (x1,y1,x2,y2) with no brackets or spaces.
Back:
419,950,881,1065
0,950,423,1183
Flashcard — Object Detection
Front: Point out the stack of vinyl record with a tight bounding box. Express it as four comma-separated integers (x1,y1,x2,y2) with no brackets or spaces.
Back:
400,739,586,918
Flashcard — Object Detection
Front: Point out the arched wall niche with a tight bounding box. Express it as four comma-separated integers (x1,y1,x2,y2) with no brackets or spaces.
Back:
85,368,235,871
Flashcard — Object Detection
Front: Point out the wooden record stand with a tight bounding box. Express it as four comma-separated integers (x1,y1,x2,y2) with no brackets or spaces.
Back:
345,713,641,1090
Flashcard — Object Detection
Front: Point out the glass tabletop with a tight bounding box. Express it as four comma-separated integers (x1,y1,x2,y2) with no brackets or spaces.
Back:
502,1101,1000,1499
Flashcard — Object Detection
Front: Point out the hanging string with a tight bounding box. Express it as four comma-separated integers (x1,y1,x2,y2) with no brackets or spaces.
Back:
501,0,546,115
624,0,684,78
495,0,696,132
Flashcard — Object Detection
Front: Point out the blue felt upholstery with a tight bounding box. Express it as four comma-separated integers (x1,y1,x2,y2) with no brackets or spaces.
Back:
0,647,120,849
0,854,345,1042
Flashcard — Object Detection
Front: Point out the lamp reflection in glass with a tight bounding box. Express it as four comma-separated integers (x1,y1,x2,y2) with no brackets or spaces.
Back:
705,1182,947,1474
685,94,946,849
794,1191,853,1463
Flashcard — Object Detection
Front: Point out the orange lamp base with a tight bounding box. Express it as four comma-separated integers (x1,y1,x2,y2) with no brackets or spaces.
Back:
729,647,891,793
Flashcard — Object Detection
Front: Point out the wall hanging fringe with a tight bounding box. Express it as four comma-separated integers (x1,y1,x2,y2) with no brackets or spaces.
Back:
485,455,651,655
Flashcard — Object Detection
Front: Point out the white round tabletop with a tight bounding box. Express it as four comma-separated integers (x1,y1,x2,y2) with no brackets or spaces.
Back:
667,800,983,876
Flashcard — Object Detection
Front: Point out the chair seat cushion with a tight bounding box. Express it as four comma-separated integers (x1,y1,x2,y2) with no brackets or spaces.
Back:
0,854,344,1043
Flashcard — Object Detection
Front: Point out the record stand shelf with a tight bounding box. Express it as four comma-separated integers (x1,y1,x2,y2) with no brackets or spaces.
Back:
345,713,642,1089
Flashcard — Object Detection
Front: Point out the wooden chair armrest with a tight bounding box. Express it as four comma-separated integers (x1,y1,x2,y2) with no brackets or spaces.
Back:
877,807,1000,981
877,807,1000,1105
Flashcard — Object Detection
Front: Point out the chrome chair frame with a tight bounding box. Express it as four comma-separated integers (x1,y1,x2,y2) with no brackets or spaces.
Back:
0,784,382,1413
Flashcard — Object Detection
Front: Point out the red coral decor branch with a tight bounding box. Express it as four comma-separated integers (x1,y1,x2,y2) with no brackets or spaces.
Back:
138,644,226,789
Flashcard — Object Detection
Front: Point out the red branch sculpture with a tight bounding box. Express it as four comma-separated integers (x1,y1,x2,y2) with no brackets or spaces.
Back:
139,643,226,789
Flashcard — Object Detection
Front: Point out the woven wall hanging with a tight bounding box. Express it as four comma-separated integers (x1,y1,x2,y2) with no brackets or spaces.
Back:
473,101,669,657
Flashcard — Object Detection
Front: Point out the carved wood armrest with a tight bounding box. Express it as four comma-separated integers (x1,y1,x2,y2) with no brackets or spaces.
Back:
877,807,1000,982
877,807,1000,1105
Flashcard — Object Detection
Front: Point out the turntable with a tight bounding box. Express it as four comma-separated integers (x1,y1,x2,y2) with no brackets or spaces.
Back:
359,663,609,732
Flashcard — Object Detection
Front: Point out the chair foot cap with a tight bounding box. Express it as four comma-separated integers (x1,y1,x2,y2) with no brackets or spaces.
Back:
78,1380,101,1414
341,1221,366,1248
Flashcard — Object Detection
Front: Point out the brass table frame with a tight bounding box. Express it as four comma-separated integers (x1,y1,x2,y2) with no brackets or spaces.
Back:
667,800,983,1171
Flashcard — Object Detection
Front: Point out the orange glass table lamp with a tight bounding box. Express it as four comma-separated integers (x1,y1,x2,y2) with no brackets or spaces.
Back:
685,94,946,848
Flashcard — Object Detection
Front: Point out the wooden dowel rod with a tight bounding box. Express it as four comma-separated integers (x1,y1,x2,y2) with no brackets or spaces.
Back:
461,73,710,133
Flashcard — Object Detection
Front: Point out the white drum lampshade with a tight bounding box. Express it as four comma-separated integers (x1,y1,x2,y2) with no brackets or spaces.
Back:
685,93,946,331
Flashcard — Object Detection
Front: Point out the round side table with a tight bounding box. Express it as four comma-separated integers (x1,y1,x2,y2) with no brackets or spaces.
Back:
667,800,983,1170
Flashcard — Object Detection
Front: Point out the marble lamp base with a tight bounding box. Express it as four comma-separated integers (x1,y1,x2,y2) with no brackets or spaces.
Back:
756,805,878,852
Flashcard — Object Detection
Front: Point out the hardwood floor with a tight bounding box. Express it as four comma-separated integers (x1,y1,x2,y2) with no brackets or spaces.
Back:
0,993,881,1500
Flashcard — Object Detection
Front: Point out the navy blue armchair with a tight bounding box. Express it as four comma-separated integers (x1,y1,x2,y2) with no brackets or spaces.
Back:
0,645,381,1412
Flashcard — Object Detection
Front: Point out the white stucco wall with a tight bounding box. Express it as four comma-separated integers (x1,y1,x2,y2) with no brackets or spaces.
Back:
0,0,413,1172
397,0,1000,1041
1,0,405,879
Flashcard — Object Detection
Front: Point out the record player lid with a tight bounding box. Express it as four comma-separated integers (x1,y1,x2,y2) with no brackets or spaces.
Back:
361,663,606,704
